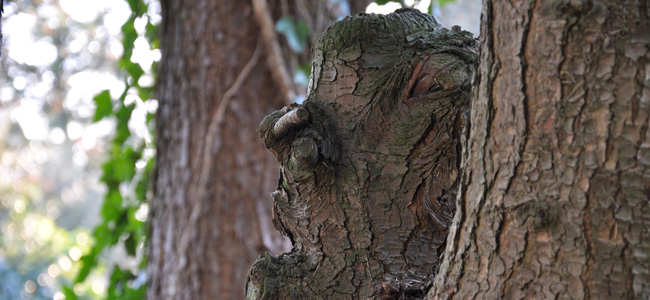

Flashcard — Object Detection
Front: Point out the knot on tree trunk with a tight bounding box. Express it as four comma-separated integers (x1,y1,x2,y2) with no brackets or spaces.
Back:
248,8,476,299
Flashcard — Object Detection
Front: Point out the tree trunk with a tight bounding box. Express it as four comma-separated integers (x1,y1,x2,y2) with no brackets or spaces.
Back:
149,2,288,299
149,1,367,299
430,0,650,299
247,9,477,299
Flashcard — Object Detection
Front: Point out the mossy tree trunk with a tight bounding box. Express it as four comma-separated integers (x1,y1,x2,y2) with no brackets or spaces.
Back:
429,0,650,299
248,10,477,299
149,1,368,299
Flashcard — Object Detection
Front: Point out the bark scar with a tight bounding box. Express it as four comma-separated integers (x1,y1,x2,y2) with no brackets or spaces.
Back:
403,55,429,103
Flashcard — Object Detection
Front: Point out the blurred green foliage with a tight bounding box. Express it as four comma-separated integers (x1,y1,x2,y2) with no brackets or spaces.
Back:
69,0,158,299
276,16,310,53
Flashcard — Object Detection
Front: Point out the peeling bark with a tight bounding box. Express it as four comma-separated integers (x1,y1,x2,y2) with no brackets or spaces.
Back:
430,0,650,299
247,9,477,299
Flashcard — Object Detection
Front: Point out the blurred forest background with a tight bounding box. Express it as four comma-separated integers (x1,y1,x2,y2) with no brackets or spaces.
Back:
0,0,478,299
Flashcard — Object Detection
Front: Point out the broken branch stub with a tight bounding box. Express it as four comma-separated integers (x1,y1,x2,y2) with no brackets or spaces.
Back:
248,8,476,300
271,107,310,138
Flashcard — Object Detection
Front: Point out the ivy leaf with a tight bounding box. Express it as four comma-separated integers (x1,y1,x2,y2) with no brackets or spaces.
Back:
275,16,309,53
93,90,113,122
138,86,153,101
127,0,147,16
439,0,455,6
121,18,138,64
135,158,154,203
61,285,79,300
113,147,140,181
100,190,123,221
145,21,159,48
75,250,98,283
126,62,144,82
373,0,401,5
125,233,137,256
114,103,136,145
93,223,111,250
125,285,147,299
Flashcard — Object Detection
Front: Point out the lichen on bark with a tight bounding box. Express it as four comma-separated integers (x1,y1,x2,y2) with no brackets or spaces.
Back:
247,9,476,299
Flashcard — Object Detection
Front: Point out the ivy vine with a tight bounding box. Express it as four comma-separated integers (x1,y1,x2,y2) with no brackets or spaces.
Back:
66,0,158,299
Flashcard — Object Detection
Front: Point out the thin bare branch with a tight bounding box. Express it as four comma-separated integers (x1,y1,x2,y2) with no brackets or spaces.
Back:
251,0,296,104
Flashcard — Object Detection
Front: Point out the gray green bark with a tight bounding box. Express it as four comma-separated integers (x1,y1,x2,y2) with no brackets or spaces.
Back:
247,9,476,299
429,0,650,299
150,1,367,299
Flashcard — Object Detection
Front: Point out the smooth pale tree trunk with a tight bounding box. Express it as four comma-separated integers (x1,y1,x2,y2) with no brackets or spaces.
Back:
247,9,477,299
430,0,650,299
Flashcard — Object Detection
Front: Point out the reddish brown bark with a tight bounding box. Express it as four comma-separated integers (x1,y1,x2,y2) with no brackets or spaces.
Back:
430,0,650,299
149,2,288,299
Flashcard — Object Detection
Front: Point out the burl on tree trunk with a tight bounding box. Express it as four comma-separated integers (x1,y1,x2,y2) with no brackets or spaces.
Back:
247,9,476,299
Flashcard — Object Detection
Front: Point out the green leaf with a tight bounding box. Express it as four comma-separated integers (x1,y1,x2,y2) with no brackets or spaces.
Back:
124,284,146,300
138,86,153,101
135,167,150,202
146,111,156,125
126,0,147,17
107,266,125,299
75,250,98,283
373,0,401,5
121,18,138,64
145,21,159,47
124,233,137,256
93,223,111,250
93,90,113,122
114,103,136,145
275,16,309,52
126,63,144,82
100,190,123,220
61,285,79,300
439,0,455,6
73,0,158,295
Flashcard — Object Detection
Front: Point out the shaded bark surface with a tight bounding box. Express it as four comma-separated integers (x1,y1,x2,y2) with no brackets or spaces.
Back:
430,0,650,299
248,9,476,299
149,2,288,299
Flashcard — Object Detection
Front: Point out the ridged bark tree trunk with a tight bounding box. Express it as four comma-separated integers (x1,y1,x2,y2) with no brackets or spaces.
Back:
149,2,289,299
430,0,650,299
247,9,477,299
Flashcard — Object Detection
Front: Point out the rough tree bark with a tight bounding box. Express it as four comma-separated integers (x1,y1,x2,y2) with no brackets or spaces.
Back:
1,0,3,58
247,9,477,299
430,0,650,299
149,1,369,299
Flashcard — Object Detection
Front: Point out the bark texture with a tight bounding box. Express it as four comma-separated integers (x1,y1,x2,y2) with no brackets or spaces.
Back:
149,1,368,299
430,0,650,299
149,2,289,299
247,9,477,299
